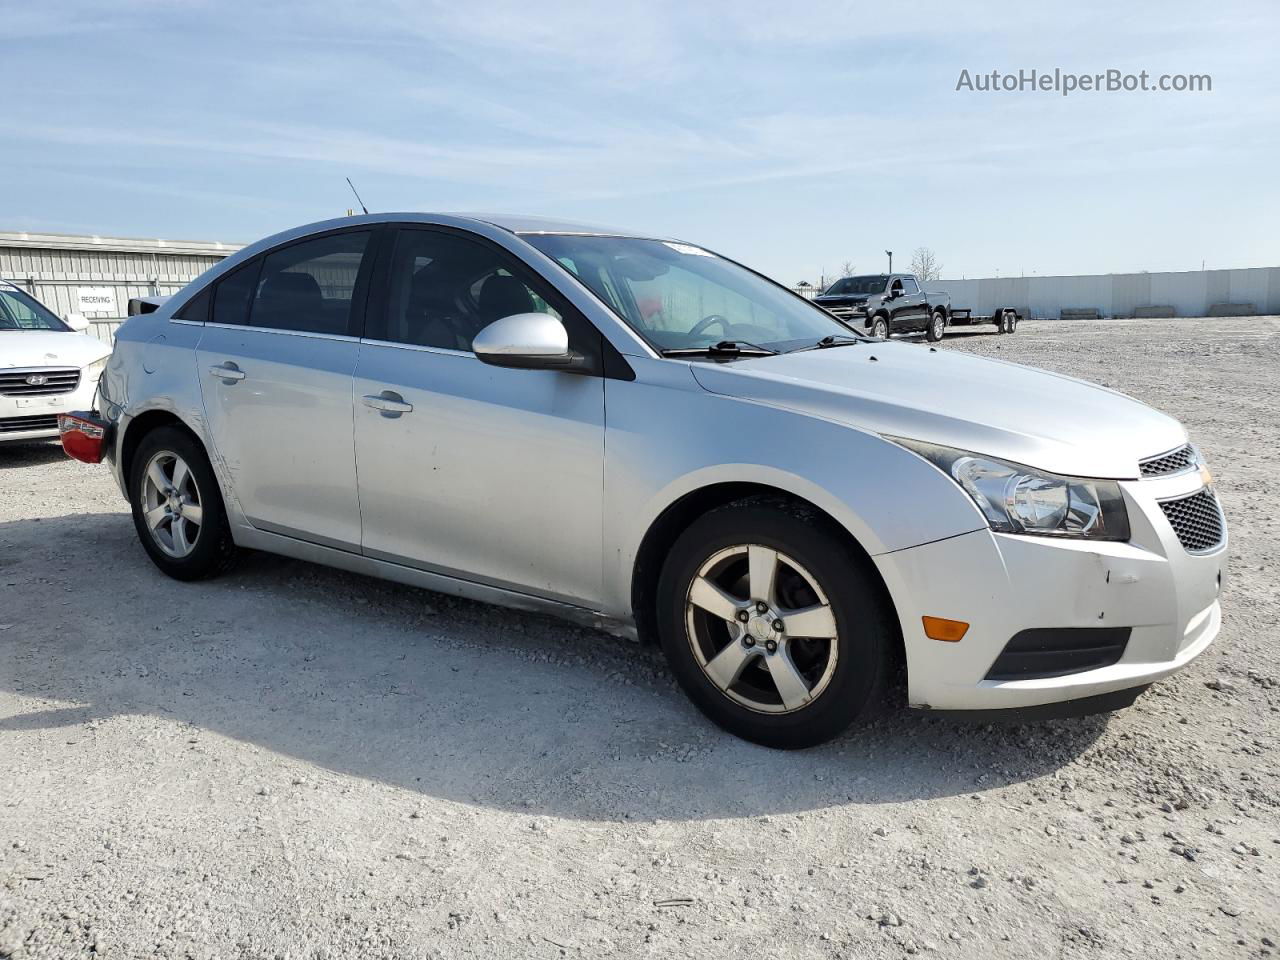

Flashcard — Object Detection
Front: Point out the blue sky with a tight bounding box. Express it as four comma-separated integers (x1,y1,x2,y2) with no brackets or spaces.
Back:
2,0,1276,284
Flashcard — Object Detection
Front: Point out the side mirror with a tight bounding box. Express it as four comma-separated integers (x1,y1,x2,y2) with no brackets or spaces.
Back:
65,313,90,331
473,313,583,371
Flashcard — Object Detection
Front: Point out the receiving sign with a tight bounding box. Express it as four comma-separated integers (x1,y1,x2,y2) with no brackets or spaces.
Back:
76,286,116,313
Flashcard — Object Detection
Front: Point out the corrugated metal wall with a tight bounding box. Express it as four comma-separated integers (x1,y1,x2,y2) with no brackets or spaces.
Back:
927,266,1280,319
1,231,240,343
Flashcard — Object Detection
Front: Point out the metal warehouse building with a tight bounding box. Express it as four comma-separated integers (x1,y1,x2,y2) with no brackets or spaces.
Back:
1,230,241,343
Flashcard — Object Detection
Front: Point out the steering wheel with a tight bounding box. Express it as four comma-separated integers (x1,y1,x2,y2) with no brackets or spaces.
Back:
689,314,733,339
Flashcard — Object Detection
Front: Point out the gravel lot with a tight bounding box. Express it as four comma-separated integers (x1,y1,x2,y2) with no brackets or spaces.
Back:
2,316,1277,960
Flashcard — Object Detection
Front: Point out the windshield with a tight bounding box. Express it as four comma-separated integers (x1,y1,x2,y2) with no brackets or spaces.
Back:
522,235,857,353
823,275,888,296
0,286,69,331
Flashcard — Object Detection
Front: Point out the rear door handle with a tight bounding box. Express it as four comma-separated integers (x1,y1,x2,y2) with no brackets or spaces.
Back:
208,363,246,382
362,391,413,416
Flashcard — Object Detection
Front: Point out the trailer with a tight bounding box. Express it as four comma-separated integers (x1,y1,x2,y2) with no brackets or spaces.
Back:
945,306,1021,334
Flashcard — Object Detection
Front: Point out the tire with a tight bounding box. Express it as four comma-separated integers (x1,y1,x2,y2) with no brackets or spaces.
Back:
925,310,946,342
871,316,889,340
129,425,238,581
1007,312,1019,333
656,498,895,749
993,310,1007,334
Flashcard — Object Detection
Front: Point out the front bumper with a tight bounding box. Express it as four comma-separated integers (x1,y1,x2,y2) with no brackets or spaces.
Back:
876,467,1227,713
0,375,100,443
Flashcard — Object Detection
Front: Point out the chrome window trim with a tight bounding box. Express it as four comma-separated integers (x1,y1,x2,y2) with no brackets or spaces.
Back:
202,321,361,343
359,337,473,358
169,318,204,327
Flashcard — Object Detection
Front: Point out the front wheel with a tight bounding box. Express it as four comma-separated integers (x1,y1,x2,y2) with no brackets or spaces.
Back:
656,499,895,749
870,316,889,340
129,426,238,581
926,311,946,342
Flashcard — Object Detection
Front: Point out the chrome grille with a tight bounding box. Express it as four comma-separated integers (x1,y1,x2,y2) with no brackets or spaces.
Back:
1140,444,1195,478
820,305,862,322
0,414,60,434
0,367,81,396
1158,489,1225,553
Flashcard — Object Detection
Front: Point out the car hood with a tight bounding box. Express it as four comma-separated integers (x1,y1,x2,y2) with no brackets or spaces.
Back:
0,330,110,369
689,341,1186,479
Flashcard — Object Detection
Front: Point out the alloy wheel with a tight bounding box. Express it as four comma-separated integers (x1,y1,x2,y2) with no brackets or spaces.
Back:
684,545,839,714
140,450,204,558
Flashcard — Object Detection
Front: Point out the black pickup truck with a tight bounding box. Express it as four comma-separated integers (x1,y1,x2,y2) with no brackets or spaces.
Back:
813,273,952,342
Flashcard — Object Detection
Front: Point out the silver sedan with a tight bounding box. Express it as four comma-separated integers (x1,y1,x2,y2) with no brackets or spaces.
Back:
86,214,1227,748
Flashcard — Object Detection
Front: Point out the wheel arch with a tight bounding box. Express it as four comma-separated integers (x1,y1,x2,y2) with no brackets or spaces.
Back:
629,481,901,660
120,408,207,494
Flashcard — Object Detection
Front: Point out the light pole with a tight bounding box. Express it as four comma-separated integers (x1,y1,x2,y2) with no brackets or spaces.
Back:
885,250,893,273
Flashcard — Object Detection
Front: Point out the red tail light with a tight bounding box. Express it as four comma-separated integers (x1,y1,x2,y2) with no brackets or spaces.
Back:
58,412,110,464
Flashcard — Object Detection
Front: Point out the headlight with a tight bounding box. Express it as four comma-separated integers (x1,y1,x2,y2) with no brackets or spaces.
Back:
891,438,1130,541
85,356,108,378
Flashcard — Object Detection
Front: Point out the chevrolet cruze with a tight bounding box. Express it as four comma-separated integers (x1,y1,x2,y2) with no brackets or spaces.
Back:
79,214,1228,747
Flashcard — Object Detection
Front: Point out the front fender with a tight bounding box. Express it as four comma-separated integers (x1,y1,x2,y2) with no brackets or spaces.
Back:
601,358,986,617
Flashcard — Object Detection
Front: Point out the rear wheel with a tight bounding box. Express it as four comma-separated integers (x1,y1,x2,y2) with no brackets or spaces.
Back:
926,310,946,342
129,426,237,581
871,316,889,340
656,499,895,749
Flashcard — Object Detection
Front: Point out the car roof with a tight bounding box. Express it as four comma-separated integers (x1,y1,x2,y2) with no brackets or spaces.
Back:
457,213,651,237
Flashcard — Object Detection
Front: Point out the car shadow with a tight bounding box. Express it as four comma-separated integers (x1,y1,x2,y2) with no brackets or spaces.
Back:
0,513,1109,822
0,440,66,469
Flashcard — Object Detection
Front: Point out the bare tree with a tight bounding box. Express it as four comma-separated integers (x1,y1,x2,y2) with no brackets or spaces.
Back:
910,247,942,281
839,260,857,279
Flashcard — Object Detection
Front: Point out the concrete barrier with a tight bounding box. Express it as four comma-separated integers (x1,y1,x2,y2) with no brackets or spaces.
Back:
1060,307,1101,320
1134,305,1176,318
1207,303,1257,317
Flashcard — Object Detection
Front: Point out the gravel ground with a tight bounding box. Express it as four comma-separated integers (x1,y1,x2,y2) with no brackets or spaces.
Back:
1,316,1277,960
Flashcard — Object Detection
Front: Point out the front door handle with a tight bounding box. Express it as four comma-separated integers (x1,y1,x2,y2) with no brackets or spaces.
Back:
362,391,413,417
208,362,246,382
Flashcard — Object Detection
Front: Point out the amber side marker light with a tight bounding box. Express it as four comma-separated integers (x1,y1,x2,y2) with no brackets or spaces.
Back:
922,616,969,642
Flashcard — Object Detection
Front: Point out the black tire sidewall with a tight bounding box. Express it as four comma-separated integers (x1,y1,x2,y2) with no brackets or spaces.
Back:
129,426,234,581
656,501,893,749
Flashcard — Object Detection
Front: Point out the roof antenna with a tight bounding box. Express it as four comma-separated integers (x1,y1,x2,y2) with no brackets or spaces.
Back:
346,177,369,215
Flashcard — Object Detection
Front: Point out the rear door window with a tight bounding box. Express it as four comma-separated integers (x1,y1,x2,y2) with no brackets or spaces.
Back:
212,259,261,327
250,231,371,335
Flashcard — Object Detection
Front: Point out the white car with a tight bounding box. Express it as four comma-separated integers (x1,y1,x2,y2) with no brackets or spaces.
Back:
1,280,111,443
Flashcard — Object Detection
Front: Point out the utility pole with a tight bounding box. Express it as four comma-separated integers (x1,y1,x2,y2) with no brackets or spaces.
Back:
885,250,893,273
